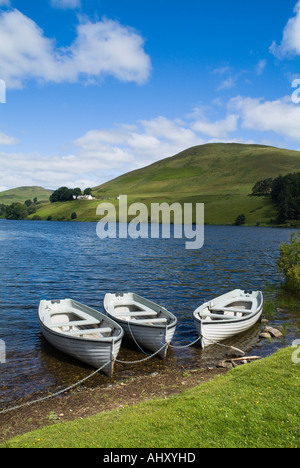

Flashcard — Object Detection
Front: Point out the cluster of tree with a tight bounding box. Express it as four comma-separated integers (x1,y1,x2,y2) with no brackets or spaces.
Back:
251,178,274,196
49,187,92,203
4,199,37,220
251,172,300,223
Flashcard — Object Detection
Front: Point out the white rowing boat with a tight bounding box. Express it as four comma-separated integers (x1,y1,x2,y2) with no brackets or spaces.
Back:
193,289,263,348
103,293,178,359
38,299,124,377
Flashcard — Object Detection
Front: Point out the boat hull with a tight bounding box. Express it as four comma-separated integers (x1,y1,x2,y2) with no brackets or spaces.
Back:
193,290,264,349
114,319,177,358
104,293,177,359
38,299,124,377
194,306,263,348
39,321,122,376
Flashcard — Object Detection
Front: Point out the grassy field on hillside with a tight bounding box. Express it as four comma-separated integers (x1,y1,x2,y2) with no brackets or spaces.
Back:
0,186,53,205
2,347,299,448
94,143,300,197
29,191,278,226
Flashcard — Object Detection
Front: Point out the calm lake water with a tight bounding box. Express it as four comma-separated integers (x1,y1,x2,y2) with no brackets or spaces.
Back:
0,219,299,408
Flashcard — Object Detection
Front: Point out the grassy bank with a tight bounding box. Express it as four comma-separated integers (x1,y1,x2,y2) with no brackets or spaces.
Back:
28,191,279,226
2,347,299,448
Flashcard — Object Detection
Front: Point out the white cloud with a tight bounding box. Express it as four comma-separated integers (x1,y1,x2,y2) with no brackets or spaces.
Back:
3,95,300,191
0,132,19,145
256,59,267,75
191,113,239,138
74,117,204,174
50,0,81,9
217,76,237,91
230,95,300,142
270,1,300,58
0,9,151,89
0,0,10,7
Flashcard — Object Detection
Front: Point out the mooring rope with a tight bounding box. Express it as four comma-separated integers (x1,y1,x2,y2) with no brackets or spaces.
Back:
169,335,202,349
0,328,242,415
0,360,111,415
115,343,167,364
127,321,152,356
201,337,245,355
0,341,169,415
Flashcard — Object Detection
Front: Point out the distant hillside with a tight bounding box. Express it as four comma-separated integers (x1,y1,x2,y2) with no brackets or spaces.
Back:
92,143,300,226
94,143,300,196
0,186,53,205
27,143,300,226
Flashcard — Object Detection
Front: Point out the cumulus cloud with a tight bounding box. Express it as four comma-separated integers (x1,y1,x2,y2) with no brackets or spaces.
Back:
270,1,300,58
0,132,19,145
0,9,152,88
230,95,300,142
192,114,239,138
3,95,300,191
74,117,203,172
50,0,81,9
0,150,109,190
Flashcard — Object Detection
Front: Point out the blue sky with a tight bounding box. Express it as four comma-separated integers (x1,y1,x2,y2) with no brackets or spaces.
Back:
1,0,300,190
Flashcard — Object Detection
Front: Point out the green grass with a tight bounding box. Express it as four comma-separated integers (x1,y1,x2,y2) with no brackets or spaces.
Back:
95,143,300,197
2,347,299,448
28,199,101,222
29,192,278,226
0,186,53,205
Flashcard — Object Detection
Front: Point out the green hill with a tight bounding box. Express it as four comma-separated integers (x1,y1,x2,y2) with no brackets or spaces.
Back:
92,143,300,225
95,143,300,195
0,186,53,205
29,143,300,225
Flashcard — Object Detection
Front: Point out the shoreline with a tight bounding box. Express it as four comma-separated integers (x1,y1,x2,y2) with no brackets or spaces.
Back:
0,365,228,442
0,217,297,229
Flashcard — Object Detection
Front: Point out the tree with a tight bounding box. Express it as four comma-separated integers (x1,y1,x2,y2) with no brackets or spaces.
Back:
251,178,274,196
234,214,246,226
49,187,74,203
0,204,6,216
271,172,300,223
23,200,36,214
72,188,82,199
277,232,300,293
84,188,92,196
5,203,28,220
27,204,36,215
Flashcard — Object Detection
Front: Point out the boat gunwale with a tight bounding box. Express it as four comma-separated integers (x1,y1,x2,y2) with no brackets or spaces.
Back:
38,318,124,343
103,293,178,330
38,300,124,344
196,303,263,326
193,291,264,325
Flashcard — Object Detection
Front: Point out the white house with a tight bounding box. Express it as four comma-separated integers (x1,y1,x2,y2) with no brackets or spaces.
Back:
73,195,96,200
